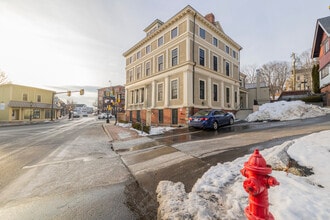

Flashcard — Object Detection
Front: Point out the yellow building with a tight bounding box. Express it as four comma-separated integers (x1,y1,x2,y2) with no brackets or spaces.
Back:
123,5,242,126
0,84,58,122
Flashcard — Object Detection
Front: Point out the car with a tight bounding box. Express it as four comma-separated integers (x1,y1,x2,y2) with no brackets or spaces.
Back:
73,111,80,118
98,113,113,119
188,109,234,130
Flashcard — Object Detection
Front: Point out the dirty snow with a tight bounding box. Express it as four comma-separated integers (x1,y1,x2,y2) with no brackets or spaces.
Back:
157,130,330,219
246,100,330,122
117,122,175,136
156,101,330,219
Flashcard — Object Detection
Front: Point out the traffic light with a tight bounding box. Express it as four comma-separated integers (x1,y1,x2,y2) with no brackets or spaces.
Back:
80,89,84,95
67,91,71,96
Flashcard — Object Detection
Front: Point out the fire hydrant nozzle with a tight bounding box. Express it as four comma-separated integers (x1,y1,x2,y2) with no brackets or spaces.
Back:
241,149,280,220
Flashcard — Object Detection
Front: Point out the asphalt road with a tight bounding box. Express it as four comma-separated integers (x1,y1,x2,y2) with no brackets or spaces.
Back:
0,117,137,220
1,115,329,219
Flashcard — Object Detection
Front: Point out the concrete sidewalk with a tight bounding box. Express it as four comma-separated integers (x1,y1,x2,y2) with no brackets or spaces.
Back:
103,123,141,142
102,123,211,218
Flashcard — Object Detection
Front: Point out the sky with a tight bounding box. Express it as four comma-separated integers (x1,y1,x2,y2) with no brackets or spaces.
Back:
0,0,329,105
151,101,330,219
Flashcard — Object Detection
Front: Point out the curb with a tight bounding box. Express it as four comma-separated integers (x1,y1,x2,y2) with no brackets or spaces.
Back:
102,123,114,142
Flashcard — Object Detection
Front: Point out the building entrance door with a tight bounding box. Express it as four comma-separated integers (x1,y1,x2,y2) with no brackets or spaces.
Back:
171,109,178,125
12,109,19,120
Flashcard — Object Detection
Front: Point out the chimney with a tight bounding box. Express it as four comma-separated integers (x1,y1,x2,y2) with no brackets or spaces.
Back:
205,13,215,24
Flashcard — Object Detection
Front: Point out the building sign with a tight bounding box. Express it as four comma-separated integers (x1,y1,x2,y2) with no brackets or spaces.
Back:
0,102,5,110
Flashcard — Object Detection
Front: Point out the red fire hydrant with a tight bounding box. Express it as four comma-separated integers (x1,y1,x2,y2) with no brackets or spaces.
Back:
240,149,280,220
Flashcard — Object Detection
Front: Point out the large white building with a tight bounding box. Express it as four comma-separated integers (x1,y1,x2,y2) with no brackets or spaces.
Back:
123,5,242,126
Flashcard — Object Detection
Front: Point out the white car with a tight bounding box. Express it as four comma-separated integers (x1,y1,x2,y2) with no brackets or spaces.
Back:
98,113,112,119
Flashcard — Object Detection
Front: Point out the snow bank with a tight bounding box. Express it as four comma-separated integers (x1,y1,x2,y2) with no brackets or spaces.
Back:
157,130,330,219
246,101,330,122
117,122,175,136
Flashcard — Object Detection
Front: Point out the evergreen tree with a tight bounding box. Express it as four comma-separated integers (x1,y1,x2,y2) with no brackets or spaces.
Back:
312,64,320,93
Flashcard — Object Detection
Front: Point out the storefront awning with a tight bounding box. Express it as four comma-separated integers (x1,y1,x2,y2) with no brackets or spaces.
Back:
8,101,61,109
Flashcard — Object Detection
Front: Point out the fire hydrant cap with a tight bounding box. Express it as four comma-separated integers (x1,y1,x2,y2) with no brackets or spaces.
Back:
244,149,272,175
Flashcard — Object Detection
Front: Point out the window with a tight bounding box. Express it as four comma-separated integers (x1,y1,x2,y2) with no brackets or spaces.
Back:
131,91,134,104
226,87,230,103
135,89,139,103
199,80,205,99
136,66,141,79
157,83,163,101
137,110,141,122
199,28,205,39
199,48,205,66
158,36,164,47
23,94,28,101
33,109,40,119
37,95,41,102
158,55,164,71
146,45,151,54
213,84,218,101
159,109,164,123
321,64,330,79
225,61,230,76
235,91,238,103
129,70,133,82
213,56,218,71
137,51,141,59
225,45,230,54
233,50,237,59
129,56,132,64
145,62,151,76
45,110,51,119
171,48,178,66
171,27,178,39
213,37,218,47
171,79,178,99
141,88,144,103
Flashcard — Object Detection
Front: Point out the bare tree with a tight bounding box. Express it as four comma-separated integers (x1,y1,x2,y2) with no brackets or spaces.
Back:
295,49,314,69
0,69,10,85
259,61,290,100
241,64,259,84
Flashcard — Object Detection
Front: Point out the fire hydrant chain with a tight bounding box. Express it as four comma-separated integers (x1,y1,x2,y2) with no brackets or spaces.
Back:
240,149,280,220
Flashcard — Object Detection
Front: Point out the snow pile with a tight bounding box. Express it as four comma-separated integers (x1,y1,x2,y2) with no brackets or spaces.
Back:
117,122,175,136
246,101,330,122
157,130,330,219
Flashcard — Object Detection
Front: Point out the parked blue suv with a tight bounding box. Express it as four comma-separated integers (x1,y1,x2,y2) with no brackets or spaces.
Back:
188,109,234,130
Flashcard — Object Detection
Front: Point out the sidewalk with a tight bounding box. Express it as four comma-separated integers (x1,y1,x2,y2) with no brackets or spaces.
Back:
102,122,211,219
102,123,141,142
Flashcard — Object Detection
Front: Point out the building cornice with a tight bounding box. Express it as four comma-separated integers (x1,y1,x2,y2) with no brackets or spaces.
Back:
123,5,242,57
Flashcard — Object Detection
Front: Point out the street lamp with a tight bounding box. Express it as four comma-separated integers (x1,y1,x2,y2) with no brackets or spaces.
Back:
106,80,112,124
